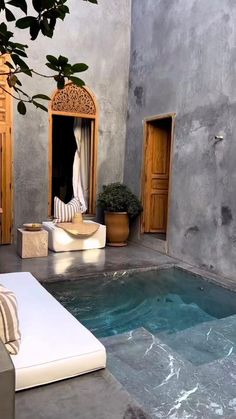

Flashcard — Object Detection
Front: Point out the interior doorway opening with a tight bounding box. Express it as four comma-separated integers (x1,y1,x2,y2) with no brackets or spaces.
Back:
141,114,175,248
52,115,76,207
48,84,98,217
51,115,93,214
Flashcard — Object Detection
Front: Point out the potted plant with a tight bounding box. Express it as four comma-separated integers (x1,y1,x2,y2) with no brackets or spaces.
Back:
97,182,142,247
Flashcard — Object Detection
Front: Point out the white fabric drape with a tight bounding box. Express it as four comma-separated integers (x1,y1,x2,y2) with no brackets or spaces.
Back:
73,118,90,212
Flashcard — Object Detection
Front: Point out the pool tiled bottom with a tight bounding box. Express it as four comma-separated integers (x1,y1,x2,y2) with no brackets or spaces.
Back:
102,315,236,418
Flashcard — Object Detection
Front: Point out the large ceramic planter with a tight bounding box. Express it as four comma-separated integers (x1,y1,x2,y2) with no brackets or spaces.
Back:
105,211,129,247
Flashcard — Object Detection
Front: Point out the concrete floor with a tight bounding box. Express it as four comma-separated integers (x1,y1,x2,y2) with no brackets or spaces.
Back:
0,242,175,282
16,369,150,419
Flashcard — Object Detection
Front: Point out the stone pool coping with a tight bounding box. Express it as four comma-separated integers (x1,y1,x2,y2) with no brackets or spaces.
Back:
1,244,235,295
41,261,236,296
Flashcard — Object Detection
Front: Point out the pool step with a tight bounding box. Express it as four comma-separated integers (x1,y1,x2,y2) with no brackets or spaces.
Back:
102,327,236,418
156,313,236,365
102,328,194,418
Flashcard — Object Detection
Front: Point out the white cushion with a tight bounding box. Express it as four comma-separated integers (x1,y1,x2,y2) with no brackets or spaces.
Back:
54,196,83,222
0,272,106,391
43,221,106,252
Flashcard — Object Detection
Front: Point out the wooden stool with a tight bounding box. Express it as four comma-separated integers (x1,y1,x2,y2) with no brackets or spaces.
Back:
17,229,48,259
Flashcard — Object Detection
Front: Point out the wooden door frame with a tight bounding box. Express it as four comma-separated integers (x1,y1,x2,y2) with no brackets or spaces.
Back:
0,54,13,244
140,112,176,251
48,84,99,216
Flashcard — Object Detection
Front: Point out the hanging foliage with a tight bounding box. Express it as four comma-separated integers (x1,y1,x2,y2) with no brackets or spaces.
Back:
0,0,97,114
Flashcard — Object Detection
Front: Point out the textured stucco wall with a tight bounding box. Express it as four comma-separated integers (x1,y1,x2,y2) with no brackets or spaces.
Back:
124,0,236,278
13,0,131,230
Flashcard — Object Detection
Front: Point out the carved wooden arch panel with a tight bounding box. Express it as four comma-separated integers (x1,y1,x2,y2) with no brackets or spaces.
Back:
51,84,96,115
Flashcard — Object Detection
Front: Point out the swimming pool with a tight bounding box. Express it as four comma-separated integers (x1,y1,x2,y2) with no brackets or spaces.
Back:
45,267,236,418
45,267,236,339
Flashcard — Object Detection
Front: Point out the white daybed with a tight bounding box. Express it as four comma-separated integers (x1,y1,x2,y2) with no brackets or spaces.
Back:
0,272,106,391
42,221,106,252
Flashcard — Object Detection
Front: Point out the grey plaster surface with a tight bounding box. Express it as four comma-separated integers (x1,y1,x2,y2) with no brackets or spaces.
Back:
15,369,150,419
124,0,236,280
102,327,236,418
13,0,131,230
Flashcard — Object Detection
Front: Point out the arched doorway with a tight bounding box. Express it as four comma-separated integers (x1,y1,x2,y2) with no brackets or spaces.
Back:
48,83,98,216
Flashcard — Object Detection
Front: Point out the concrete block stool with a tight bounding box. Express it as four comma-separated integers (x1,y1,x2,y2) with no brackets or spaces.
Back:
17,229,48,259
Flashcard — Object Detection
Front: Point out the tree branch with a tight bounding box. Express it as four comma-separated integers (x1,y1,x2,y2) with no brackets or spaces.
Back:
0,84,31,103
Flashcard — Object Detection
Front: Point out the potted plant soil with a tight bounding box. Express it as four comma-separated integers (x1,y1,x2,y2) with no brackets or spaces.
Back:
97,182,142,247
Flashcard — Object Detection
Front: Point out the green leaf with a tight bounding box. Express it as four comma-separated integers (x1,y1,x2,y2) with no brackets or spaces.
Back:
32,94,50,101
49,16,56,30
11,53,29,69
41,0,55,8
32,0,42,13
14,48,27,57
46,55,58,65
69,76,85,87
7,0,27,14
46,62,58,71
40,22,53,38
0,0,5,11
13,42,28,50
15,77,22,86
41,17,50,31
5,61,14,69
16,16,36,29
71,63,88,73
11,54,32,76
62,64,72,76
54,75,65,89
17,100,26,115
30,20,40,40
21,67,32,77
5,8,15,21
61,5,69,13
55,5,69,20
0,22,7,34
32,101,48,112
7,74,18,87
58,55,68,65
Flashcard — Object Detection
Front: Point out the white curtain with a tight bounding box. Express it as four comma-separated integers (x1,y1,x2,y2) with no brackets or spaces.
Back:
73,118,91,212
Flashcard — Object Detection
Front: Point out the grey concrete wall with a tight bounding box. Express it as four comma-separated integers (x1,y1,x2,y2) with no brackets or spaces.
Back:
125,0,236,278
13,0,131,230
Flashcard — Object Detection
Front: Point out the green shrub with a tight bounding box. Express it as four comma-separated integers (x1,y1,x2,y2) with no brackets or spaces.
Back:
97,182,143,219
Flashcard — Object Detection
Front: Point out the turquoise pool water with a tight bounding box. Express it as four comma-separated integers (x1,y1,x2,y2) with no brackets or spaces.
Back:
45,267,236,338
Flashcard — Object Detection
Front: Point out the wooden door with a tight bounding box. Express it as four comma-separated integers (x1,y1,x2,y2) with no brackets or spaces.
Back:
143,119,171,233
0,55,13,244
